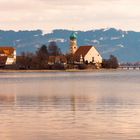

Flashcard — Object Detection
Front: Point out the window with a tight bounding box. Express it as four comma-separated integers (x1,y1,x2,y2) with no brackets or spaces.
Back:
92,57,94,62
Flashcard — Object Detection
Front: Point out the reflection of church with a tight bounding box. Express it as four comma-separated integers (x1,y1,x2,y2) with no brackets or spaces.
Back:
70,32,102,65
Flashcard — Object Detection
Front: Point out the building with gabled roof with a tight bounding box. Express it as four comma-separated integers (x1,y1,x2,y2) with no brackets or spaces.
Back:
74,45,102,64
0,47,16,66
69,32,102,67
48,55,67,65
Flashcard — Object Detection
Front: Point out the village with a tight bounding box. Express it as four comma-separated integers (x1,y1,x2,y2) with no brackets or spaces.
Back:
0,32,118,70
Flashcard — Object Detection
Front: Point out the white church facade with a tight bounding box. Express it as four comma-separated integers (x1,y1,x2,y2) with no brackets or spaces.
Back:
69,32,102,66
74,46,102,64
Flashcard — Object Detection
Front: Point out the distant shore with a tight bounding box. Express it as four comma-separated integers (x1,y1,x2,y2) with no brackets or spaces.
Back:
0,68,132,73
0,69,99,73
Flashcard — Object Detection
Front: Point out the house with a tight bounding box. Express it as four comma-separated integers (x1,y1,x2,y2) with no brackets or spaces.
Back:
74,45,102,65
48,55,67,65
0,47,16,66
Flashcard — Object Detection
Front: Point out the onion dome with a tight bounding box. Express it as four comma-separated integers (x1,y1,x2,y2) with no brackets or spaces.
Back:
70,32,77,40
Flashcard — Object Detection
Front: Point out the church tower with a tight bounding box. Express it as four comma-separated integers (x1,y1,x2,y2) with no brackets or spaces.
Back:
70,32,78,54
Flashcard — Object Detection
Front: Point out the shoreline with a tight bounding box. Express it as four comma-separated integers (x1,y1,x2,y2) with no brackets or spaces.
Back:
0,68,135,73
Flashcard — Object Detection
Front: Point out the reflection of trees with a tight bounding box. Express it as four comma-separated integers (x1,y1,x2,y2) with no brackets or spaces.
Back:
0,93,137,113
0,93,92,111
97,95,127,111
0,93,94,111
0,94,16,105
71,95,76,112
100,96,121,105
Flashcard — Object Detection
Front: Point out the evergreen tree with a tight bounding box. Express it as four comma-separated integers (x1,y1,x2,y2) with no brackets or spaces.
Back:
36,45,49,69
48,41,61,56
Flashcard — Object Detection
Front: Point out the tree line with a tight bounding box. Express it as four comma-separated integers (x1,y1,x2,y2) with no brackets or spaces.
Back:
102,55,119,69
17,41,62,69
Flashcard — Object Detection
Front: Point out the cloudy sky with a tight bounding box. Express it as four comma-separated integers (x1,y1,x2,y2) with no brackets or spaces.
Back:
0,0,140,32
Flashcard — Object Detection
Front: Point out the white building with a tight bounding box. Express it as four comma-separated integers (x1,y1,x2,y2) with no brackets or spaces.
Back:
74,45,102,64
69,32,103,68
0,47,16,66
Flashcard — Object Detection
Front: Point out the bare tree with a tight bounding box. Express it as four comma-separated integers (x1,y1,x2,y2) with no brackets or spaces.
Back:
17,52,35,69
102,55,119,69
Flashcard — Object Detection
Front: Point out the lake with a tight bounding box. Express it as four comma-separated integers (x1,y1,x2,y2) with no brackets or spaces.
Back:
0,70,140,140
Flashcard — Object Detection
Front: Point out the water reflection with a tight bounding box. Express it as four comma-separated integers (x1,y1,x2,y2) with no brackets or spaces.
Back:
0,93,93,112
0,94,16,104
0,92,139,112
0,71,140,140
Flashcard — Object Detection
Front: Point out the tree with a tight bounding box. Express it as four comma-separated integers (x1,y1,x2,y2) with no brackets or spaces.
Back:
17,52,35,69
102,55,119,69
65,53,74,64
109,55,119,68
36,45,49,69
48,41,61,56
36,45,48,57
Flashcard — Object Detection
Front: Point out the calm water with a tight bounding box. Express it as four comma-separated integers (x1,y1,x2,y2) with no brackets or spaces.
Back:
0,70,140,140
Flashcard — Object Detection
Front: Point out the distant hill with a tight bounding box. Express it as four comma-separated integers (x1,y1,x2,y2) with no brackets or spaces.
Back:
0,28,140,62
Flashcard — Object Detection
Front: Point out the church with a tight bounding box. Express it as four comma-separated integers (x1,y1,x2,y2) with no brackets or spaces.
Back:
69,32,102,66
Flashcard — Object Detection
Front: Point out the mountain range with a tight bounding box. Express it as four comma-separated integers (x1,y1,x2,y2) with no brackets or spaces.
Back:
0,28,140,62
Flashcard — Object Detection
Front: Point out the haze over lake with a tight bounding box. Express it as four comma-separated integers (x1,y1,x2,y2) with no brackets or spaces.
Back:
0,71,140,140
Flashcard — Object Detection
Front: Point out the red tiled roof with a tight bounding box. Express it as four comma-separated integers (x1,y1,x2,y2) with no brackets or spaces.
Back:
0,47,15,56
74,46,92,61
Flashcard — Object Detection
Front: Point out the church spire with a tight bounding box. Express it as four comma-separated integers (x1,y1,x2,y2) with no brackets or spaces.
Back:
70,32,78,54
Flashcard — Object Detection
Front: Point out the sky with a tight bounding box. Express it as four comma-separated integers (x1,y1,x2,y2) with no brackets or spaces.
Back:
0,0,140,32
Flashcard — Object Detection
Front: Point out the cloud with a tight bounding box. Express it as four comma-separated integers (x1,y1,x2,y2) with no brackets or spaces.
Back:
0,0,140,32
